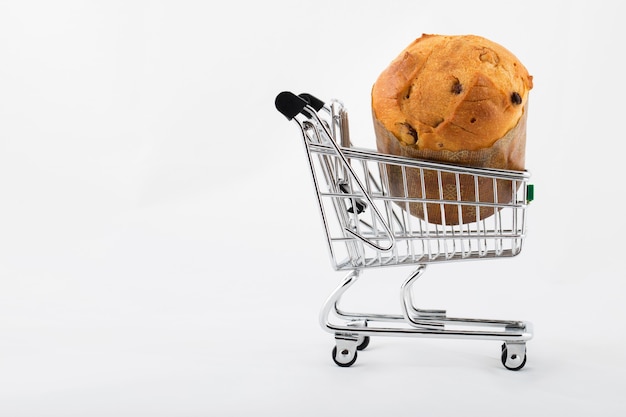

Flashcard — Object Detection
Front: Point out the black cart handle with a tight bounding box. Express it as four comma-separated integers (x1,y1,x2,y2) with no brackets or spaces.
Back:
275,91,326,120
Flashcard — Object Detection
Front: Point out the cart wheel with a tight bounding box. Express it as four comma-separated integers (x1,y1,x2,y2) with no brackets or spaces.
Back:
332,345,358,367
355,321,370,351
356,336,370,351
501,343,527,371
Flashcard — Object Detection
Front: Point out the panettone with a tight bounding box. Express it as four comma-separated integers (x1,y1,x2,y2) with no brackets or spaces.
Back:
372,34,533,225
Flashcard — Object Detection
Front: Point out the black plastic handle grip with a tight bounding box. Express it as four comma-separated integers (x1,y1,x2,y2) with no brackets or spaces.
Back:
298,93,325,112
275,91,308,120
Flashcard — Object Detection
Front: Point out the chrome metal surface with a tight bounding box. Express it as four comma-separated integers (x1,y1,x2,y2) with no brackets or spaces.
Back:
502,342,528,370
280,93,534,369
320,267,533,343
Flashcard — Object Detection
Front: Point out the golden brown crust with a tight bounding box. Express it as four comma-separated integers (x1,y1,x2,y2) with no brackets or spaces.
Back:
372,34,533,152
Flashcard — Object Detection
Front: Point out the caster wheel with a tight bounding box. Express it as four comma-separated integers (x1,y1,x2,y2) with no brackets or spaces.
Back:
355,321,370,351
332,345,357,367
501,343,527,371
357,336,370,351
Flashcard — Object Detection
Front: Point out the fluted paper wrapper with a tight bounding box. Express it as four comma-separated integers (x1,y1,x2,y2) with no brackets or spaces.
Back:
374,105,527,225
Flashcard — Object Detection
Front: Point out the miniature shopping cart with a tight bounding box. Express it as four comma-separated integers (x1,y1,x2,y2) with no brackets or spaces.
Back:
275,91,534,370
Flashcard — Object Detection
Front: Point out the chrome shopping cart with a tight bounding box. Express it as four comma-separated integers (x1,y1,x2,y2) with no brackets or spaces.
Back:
275,91,534,370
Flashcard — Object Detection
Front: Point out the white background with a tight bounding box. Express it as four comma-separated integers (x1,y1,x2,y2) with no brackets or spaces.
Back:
1,0,624,415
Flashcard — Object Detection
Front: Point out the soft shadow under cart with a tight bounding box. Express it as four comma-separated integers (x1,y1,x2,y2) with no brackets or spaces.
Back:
275,91,534,370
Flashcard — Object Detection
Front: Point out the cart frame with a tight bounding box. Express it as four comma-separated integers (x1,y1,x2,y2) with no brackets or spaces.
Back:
275,91,534,370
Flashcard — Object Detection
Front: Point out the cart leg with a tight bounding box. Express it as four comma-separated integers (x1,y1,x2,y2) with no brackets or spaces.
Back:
320,271,372,366
401,265,446,329
319,270,360,332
